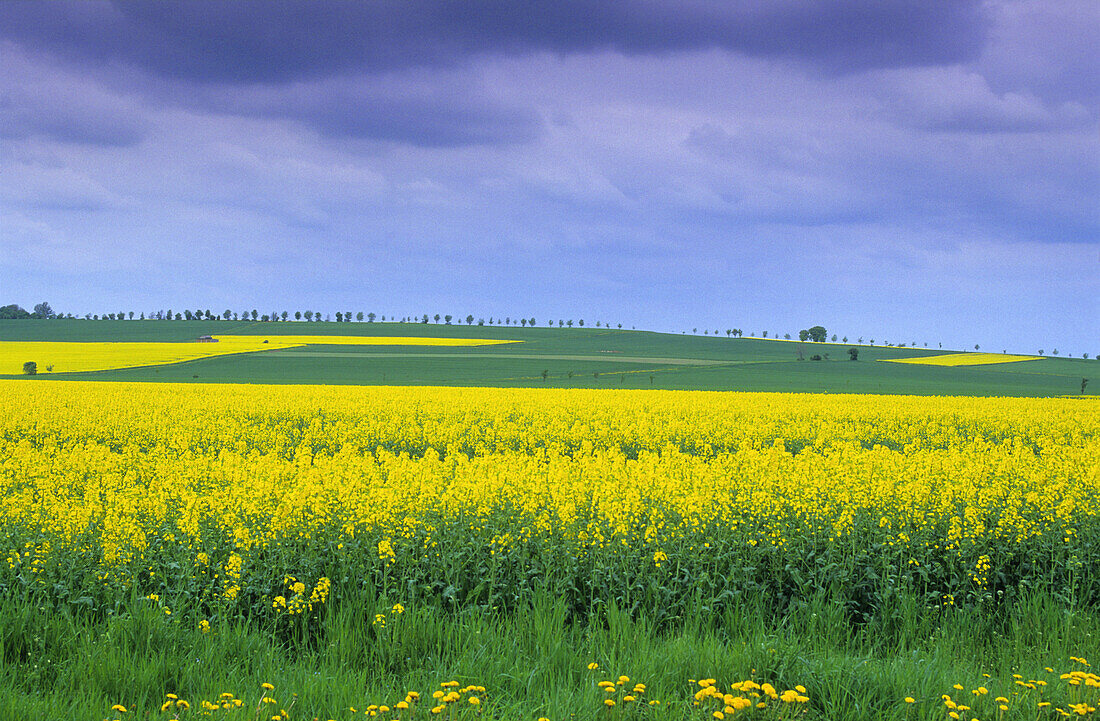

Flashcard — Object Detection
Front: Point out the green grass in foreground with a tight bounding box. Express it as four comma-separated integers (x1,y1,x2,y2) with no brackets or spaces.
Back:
1,593,1096,721
3,319,1096,396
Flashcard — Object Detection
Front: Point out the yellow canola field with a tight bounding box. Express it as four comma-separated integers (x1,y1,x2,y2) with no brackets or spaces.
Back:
0,335,517,374
2,381,1097,592
883,352,1039,367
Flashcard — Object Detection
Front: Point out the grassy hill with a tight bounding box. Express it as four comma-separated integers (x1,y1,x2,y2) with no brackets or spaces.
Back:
1,319,1094,396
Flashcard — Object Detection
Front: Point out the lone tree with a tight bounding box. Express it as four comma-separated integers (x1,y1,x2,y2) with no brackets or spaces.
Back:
23,361,37,375
808,326,827,343
848,347,859,361
466,315,474,325
1082,378,1089,394
33,302,56,319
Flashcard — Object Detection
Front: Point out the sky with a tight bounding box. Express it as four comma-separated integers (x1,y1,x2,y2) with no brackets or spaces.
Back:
1,1,1097,355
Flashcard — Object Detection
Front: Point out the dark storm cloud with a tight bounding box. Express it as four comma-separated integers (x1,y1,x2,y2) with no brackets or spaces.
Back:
0,0,990,83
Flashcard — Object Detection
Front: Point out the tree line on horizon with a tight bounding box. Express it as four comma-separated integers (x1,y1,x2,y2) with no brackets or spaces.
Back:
2,302,1094,360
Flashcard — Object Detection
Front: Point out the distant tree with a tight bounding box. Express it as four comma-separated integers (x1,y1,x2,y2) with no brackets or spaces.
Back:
23,361,36,375
974,344,980,351
578,319,584,327
444,314,452,325
31,302,58,319
762,331,767,338
521,318,528,327
335,312,344,322
367,312,376,322
617,324,622,329
1084,353,1090,359
831,334,837,342
304,310,314,321
477,318,484,326
693,328,698,334
466,315,474,325
261,314,270,322
293,311,301,320
422,314,429,324
1082,378,1089,394
1053,349,1059,355
541,369,548,381
869,339,874,345
128,311,134,320
558,320,564,327
434,314,441,323
808,326,827,343
848,347,859,361
140,312,145,320
355,312,363,322
176,313,182,320
784,333,791,340
184,310,193,320
529,318,535,326
281,311,288,321
798,329,809,342
567,320,574,327
250,309,258,320
1038,349,1044,355
810,354,822,361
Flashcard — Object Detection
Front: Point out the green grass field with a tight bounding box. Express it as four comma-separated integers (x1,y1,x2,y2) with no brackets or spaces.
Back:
1,319,1094,395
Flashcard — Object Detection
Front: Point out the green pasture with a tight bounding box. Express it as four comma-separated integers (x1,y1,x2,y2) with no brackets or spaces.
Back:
1,319,1094,395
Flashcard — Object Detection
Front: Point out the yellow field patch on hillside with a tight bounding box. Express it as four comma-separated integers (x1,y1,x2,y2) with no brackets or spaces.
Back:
213,335,519,347
1,335,520,374
883,352,1039,367
0,337,299,374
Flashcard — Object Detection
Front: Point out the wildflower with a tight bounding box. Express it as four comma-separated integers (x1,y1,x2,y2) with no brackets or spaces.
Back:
905,697,915,704
111,705,127,713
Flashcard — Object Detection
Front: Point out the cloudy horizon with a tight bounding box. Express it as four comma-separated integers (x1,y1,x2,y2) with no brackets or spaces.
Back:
1,1,1097,355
